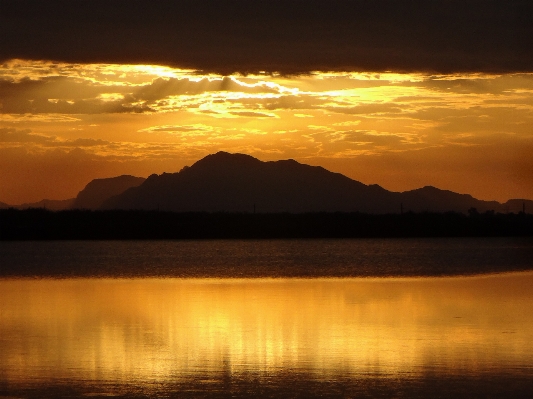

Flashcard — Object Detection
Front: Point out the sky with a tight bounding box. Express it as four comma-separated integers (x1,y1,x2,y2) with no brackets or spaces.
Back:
1,0,532,204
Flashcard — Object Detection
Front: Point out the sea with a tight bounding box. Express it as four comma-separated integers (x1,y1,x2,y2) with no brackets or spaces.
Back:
1,238,533,398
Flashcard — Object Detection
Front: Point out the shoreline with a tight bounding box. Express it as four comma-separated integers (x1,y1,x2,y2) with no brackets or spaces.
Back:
1,208,532,240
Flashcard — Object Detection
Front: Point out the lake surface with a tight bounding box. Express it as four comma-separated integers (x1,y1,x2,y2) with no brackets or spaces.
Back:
2,237,533,278
1,238,533,398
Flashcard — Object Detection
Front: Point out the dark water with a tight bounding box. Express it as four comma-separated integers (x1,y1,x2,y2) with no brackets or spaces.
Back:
1,238,533,398
1,237,533,277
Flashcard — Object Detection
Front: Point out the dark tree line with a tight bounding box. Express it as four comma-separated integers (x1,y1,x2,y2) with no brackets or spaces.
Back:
0,208,531,240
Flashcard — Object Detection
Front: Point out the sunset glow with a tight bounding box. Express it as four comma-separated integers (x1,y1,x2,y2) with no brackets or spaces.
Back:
1,59,532,204
1,2,532,398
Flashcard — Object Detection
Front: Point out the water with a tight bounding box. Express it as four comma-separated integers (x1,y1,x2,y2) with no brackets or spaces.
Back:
1,237,533,278
1,238,533,398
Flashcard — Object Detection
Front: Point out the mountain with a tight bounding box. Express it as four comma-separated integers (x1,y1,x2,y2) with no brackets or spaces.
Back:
72,175,146,210
399,186,502,213
502,199,533,214
15,198,75,211
0,198,75,210
102,152,397,213
101,152,515,214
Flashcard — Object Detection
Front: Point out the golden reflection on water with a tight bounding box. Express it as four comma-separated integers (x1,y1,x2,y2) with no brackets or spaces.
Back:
1,273,533,385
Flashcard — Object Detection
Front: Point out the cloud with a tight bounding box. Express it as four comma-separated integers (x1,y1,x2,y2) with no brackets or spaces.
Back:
329,103,404,116
1,0,532,74
139,124,214,133
66,138,110,147
0,128,110,149
264,95,323,111
0,76,151,114
135,77,279,102
0,127,54,143
0,72,288,115
0,114,81,123
229,111,276,118
138,124,216,137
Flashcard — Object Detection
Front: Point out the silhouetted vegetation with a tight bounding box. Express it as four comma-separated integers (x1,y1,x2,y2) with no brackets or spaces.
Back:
1,208,532,240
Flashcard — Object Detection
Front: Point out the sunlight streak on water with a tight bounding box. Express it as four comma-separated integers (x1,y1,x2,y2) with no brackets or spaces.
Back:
1,273,533,397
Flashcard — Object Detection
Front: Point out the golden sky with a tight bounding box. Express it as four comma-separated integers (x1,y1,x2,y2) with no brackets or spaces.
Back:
1,59,532,204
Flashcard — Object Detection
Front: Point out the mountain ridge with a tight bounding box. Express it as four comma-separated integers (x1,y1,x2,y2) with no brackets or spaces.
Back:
72,175,146,210
0,198,76,210
101,152,531,214
2,152,531,213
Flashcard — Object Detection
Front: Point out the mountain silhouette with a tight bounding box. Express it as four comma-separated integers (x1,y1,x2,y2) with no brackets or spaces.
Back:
502,199,532,214
0,198,75,210
100,152,518,214
6,176,146,210
15,198,75,211
73,175,146,210
399,186,503,213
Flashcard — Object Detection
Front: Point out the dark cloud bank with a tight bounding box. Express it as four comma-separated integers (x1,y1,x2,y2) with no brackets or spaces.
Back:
1,0,532,74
